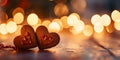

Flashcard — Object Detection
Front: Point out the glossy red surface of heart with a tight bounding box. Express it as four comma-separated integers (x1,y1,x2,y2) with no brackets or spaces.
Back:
36,26,60,50
14,25,37,50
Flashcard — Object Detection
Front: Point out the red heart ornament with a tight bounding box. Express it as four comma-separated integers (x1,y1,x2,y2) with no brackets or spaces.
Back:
36,26,60,50
14,25,37,50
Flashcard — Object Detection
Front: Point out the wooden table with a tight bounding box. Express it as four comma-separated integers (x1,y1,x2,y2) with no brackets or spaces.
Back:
0,31,120,60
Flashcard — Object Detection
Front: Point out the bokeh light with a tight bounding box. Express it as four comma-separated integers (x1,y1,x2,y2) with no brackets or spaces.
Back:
111,10,120,22
67,13,80,26
54,3,69,17
53,19,63,32
32,18,41,31
0,23,8,35
61,16,69,28
13,12,24,24
70,20,85,34
6,21,17,33
7,18,13,22
41,20,51,28
91,14,101,25
114,22,120,31
94,22,104,33
83,25,93,36
48,22,60,33
101,14,111,26
27,13,39,26
71,13,80,20
71,0,86,13
12,7,24,16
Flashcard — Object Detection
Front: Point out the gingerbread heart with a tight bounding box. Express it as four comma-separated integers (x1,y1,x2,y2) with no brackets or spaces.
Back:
14,25,37,50
36,26,60,50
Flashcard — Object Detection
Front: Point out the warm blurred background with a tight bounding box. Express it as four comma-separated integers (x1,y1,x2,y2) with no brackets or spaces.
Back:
0,0,120,19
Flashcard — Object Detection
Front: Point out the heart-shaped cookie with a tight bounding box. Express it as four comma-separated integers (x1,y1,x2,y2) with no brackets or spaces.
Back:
14,25,37,50
36,26,60,50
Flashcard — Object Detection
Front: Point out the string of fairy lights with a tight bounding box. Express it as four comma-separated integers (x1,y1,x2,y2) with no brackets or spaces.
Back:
0,7,120,37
